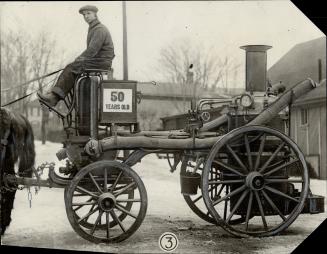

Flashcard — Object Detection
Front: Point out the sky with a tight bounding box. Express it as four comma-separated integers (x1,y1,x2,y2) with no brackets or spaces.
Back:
0,0,325,88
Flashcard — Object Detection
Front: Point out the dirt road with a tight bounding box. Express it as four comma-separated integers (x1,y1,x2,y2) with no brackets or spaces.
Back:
1,142,326,253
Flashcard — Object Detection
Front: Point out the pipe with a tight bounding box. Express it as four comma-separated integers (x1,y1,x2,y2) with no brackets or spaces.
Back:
200,114,229,131
197,98,232,111
115,130,218,137
90,76,99,139
240,45,272,92
100,136,221,150
248,78,316,126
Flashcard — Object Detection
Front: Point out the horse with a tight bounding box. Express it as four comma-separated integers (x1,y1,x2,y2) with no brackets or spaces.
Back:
0,107,35,235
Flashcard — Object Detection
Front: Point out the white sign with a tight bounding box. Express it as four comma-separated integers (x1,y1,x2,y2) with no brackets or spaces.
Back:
103,88,133,113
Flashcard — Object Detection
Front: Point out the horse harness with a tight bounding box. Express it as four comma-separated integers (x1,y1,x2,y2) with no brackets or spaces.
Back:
0,127,19,193
0,128,18,193
0,123,39,208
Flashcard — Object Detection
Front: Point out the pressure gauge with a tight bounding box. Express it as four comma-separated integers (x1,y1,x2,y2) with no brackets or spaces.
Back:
201,111,211,122
240,93,254,108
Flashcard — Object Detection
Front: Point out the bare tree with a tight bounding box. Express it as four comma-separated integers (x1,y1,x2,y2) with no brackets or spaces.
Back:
1,28,64,144
1,29,33,115
154,38,241,113
30,30,59,144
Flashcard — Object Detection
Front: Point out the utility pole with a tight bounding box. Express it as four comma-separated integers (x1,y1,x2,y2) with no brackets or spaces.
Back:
122,1,128,80
122,1,130,159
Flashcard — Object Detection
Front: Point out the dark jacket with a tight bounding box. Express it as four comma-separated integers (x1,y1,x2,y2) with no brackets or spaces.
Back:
73,19,115,71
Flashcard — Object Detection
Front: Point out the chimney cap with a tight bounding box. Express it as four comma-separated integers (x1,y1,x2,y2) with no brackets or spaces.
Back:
240,45,272,52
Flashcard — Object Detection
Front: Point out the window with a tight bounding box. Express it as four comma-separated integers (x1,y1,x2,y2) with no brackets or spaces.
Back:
300,108,308,125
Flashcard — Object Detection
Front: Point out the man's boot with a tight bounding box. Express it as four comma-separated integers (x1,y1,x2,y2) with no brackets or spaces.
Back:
37,91,60,107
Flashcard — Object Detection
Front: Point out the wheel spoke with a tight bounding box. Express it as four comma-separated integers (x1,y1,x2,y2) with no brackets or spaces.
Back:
223,186,228,220
73,197,93,212
116,198,141,203
208,179,244,185
213,185,247,206
114,182,136,197
264,185,300,203
214,168,218,197
110,171,123,192
106,212,110,239
226,189,249,223
77,207,99,223
258,142,285,174
104,168,108,192
115,204,137,219
265,178,304,184
244,134,253,171
226,144,248,173
254,190,268,231
192,187,217,204
263,159,300,177
245,191,253,231
76,186,99,198
210,169,214,199
73,193,90,197
110,210,126,233
192,186,215,204
88,173,103,194
90,211,103,235
265,160,286,170
192,194,203,204
261,189,286,221
215,184,225,200
254,133,266,171
72,201,97,206
87,203,97,216
73,205,84,212
213,160,245,177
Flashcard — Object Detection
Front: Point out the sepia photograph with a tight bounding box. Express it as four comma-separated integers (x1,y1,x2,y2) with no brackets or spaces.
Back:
0,1,326,253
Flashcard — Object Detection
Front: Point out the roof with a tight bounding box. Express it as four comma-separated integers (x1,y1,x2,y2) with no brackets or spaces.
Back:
293,79,326,106
268,37,326,88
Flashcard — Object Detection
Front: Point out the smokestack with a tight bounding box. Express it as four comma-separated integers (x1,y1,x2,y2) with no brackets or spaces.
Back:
240,45,272,92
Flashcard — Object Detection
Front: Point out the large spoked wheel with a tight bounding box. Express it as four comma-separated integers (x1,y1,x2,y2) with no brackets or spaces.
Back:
65,160,148,243
202,125,309,237
181,156,248,225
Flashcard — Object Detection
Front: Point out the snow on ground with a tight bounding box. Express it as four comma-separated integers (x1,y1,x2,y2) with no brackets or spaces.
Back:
1,141,326,253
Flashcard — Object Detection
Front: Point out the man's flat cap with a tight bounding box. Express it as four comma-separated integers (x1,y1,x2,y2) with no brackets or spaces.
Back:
79,5,98,14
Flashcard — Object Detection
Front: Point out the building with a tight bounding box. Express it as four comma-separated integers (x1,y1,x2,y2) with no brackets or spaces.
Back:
268,37,326,87
268,36,326,179
290,80,326,179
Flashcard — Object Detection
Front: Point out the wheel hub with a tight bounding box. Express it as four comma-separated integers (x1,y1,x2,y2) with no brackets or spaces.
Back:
98,193,116,212
246,172,265,190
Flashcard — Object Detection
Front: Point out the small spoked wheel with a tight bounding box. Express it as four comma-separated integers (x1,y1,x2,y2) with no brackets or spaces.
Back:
202,126,309,237
76,188,134,230
181,155,247,225
65,160,147,243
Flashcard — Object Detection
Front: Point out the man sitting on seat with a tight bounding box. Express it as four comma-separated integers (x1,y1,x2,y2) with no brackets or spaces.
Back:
38,5,115,107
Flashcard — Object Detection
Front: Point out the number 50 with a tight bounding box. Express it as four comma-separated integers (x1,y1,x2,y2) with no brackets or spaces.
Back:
111,91,125,102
